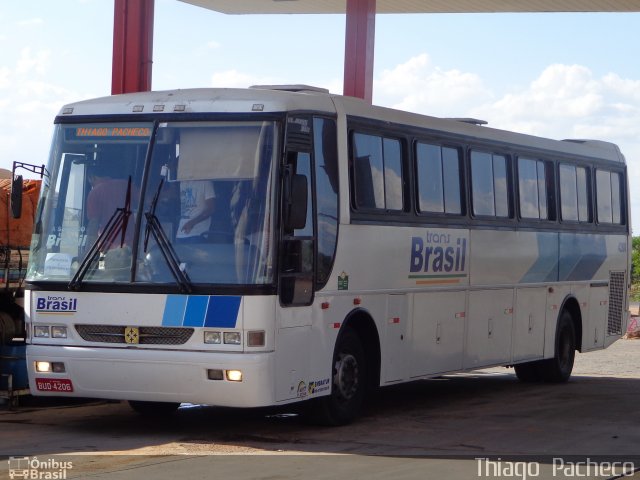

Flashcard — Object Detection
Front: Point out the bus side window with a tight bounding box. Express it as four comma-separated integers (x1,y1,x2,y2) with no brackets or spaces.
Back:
470,150,510,218
292,152,313,237
596,169,623,224
352,132,403,211
518,157,548,220
559,164,591,223
415,142,462,215
313,117,338,287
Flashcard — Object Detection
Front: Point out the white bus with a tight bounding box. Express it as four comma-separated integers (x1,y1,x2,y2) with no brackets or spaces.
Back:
23,85,630,425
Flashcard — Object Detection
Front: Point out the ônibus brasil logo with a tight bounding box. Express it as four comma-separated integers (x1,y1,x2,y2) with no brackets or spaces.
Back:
7,456,73,479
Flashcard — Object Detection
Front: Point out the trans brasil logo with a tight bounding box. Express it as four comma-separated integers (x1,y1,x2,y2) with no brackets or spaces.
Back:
36,296,78,314
408,230,468,285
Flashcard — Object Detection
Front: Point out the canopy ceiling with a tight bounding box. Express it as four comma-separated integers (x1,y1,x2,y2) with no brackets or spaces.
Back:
179,0,640,14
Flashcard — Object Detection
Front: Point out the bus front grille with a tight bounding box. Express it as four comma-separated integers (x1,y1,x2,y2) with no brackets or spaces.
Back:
75,325,194,345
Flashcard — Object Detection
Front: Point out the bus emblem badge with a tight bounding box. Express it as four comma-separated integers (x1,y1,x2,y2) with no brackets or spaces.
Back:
124,327,139,344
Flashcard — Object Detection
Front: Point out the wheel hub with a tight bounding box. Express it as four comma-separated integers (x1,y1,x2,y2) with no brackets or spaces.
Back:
334,353,359,400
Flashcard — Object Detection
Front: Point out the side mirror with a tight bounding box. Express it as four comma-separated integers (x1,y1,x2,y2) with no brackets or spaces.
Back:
11,174,23,219
284,173,308,232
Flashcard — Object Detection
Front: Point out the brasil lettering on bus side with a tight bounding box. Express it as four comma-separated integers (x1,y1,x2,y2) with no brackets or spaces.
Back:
408,231,468,285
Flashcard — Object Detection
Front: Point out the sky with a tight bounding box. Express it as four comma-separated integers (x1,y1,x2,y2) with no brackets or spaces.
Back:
1,1,640,228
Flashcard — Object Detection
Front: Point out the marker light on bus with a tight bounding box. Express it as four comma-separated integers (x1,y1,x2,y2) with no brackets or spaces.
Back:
223,332,241,345
34,326,50,338
207,369,224,380
226,370,243,382
51,326,68,339
204,331,222,344
52,362,66,373
247,331,265,347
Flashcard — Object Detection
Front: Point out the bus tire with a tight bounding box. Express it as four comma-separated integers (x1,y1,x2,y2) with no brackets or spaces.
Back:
308,327,366,426
129,400,180,416
539,310,576,383
514,361,542,382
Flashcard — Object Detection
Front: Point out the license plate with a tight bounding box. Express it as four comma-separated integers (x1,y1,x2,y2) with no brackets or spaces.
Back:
35,378,74,393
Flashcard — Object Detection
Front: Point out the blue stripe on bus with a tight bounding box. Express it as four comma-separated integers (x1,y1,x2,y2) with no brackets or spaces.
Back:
559,234,607,281
520,233,608,284
162,295,188,327
183,296,209,327
520,233,559,283
204,296,241,328
161,295,241,328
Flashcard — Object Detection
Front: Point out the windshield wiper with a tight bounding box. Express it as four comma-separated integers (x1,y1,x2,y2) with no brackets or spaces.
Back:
143,180,192,293
69,177,133,290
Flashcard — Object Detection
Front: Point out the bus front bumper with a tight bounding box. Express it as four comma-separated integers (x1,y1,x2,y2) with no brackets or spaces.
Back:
27,345,277,407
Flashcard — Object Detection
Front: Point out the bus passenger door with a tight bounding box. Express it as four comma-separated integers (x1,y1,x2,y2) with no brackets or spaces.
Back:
275,145,314,400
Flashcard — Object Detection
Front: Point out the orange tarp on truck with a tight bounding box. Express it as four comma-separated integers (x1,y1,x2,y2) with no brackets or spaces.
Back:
0,179,41,248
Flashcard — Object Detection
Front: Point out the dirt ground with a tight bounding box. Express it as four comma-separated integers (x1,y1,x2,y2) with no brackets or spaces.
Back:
1,337,639,479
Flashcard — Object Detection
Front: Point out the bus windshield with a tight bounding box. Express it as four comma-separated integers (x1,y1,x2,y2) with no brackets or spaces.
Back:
27,120,279,287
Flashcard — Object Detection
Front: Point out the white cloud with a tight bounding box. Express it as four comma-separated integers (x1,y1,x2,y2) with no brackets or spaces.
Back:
0,48,94,176
477,64,605,131
374,53,493,116
475,64,640,155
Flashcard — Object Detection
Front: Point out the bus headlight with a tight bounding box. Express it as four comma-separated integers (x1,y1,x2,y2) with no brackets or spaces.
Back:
223,332,241,345
51,326,68,339
34,326,50,338
204,331,222,344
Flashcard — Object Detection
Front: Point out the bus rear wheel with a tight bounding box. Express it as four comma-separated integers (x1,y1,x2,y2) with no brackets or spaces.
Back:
129,400,180,416
514,362,542,382
539,310,576,383
308,327,366,426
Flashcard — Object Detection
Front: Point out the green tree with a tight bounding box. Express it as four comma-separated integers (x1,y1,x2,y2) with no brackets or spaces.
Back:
632,236,640,284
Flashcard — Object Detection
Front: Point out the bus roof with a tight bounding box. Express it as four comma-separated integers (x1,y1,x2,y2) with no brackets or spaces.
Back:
57,86,626,164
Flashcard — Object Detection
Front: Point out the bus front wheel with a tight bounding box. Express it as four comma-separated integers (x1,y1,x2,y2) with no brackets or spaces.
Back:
308,327,366,426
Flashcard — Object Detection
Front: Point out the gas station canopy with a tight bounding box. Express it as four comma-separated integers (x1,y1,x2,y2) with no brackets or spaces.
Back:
112,0,640,102
179,0,640,14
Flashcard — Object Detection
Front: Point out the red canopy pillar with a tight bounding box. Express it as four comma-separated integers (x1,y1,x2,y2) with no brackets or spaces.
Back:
343,0,376,103
112,0,155,95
